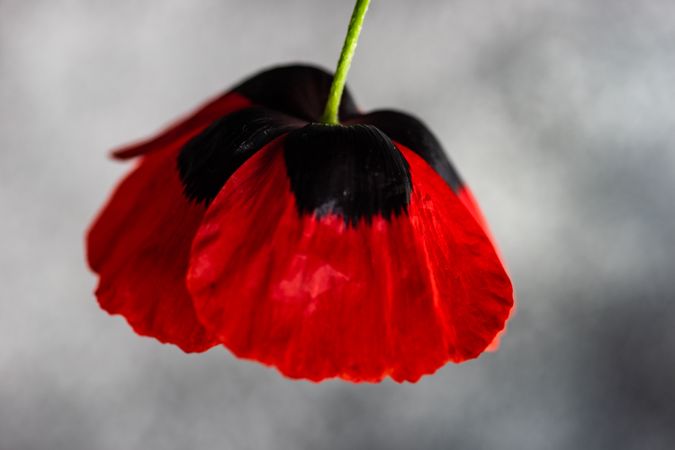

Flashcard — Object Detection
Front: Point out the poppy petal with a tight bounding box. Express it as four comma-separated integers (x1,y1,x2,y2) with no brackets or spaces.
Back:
186,130,513,382
112,92,252,160
88,110,297,351
112,64,358,160
234,64,359,122
87,148,217,351
354,110,513,338
348,109,463,192
352,109,507,253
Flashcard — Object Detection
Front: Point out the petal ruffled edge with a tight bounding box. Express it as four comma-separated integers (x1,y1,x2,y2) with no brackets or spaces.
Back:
87,147,218,352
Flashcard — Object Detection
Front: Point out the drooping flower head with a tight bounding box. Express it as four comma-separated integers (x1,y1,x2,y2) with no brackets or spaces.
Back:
87,64,513,382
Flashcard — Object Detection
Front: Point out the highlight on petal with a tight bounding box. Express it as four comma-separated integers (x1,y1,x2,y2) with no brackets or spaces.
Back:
186,131,513,382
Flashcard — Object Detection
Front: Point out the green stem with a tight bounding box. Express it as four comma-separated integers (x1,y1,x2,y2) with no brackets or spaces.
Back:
320,0,371,125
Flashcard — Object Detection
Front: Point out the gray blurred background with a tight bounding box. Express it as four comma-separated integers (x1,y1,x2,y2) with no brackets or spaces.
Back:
1,0,674,449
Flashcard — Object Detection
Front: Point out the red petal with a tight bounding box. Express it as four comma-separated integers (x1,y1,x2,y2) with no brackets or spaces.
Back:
186,139,513,382
87,147,217,352
112,92,251,160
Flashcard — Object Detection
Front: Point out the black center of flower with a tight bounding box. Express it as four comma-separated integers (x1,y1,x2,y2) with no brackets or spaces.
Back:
283,123,412,225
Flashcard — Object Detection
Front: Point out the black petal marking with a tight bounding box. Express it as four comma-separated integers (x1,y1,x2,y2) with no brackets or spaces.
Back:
349,110,463,192
284,124,412,225
178,107,302,205
235,65,359,123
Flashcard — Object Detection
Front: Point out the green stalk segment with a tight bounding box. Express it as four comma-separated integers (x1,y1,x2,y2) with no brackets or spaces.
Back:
320,0,371,125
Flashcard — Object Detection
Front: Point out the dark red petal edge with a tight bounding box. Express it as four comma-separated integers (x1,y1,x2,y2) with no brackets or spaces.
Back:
111,64,359,161
112,92,251,160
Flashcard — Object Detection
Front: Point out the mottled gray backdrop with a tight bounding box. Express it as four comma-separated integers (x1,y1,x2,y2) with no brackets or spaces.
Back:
1,0,674,449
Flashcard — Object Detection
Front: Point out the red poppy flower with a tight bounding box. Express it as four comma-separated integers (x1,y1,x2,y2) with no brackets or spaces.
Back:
87,65,513,382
